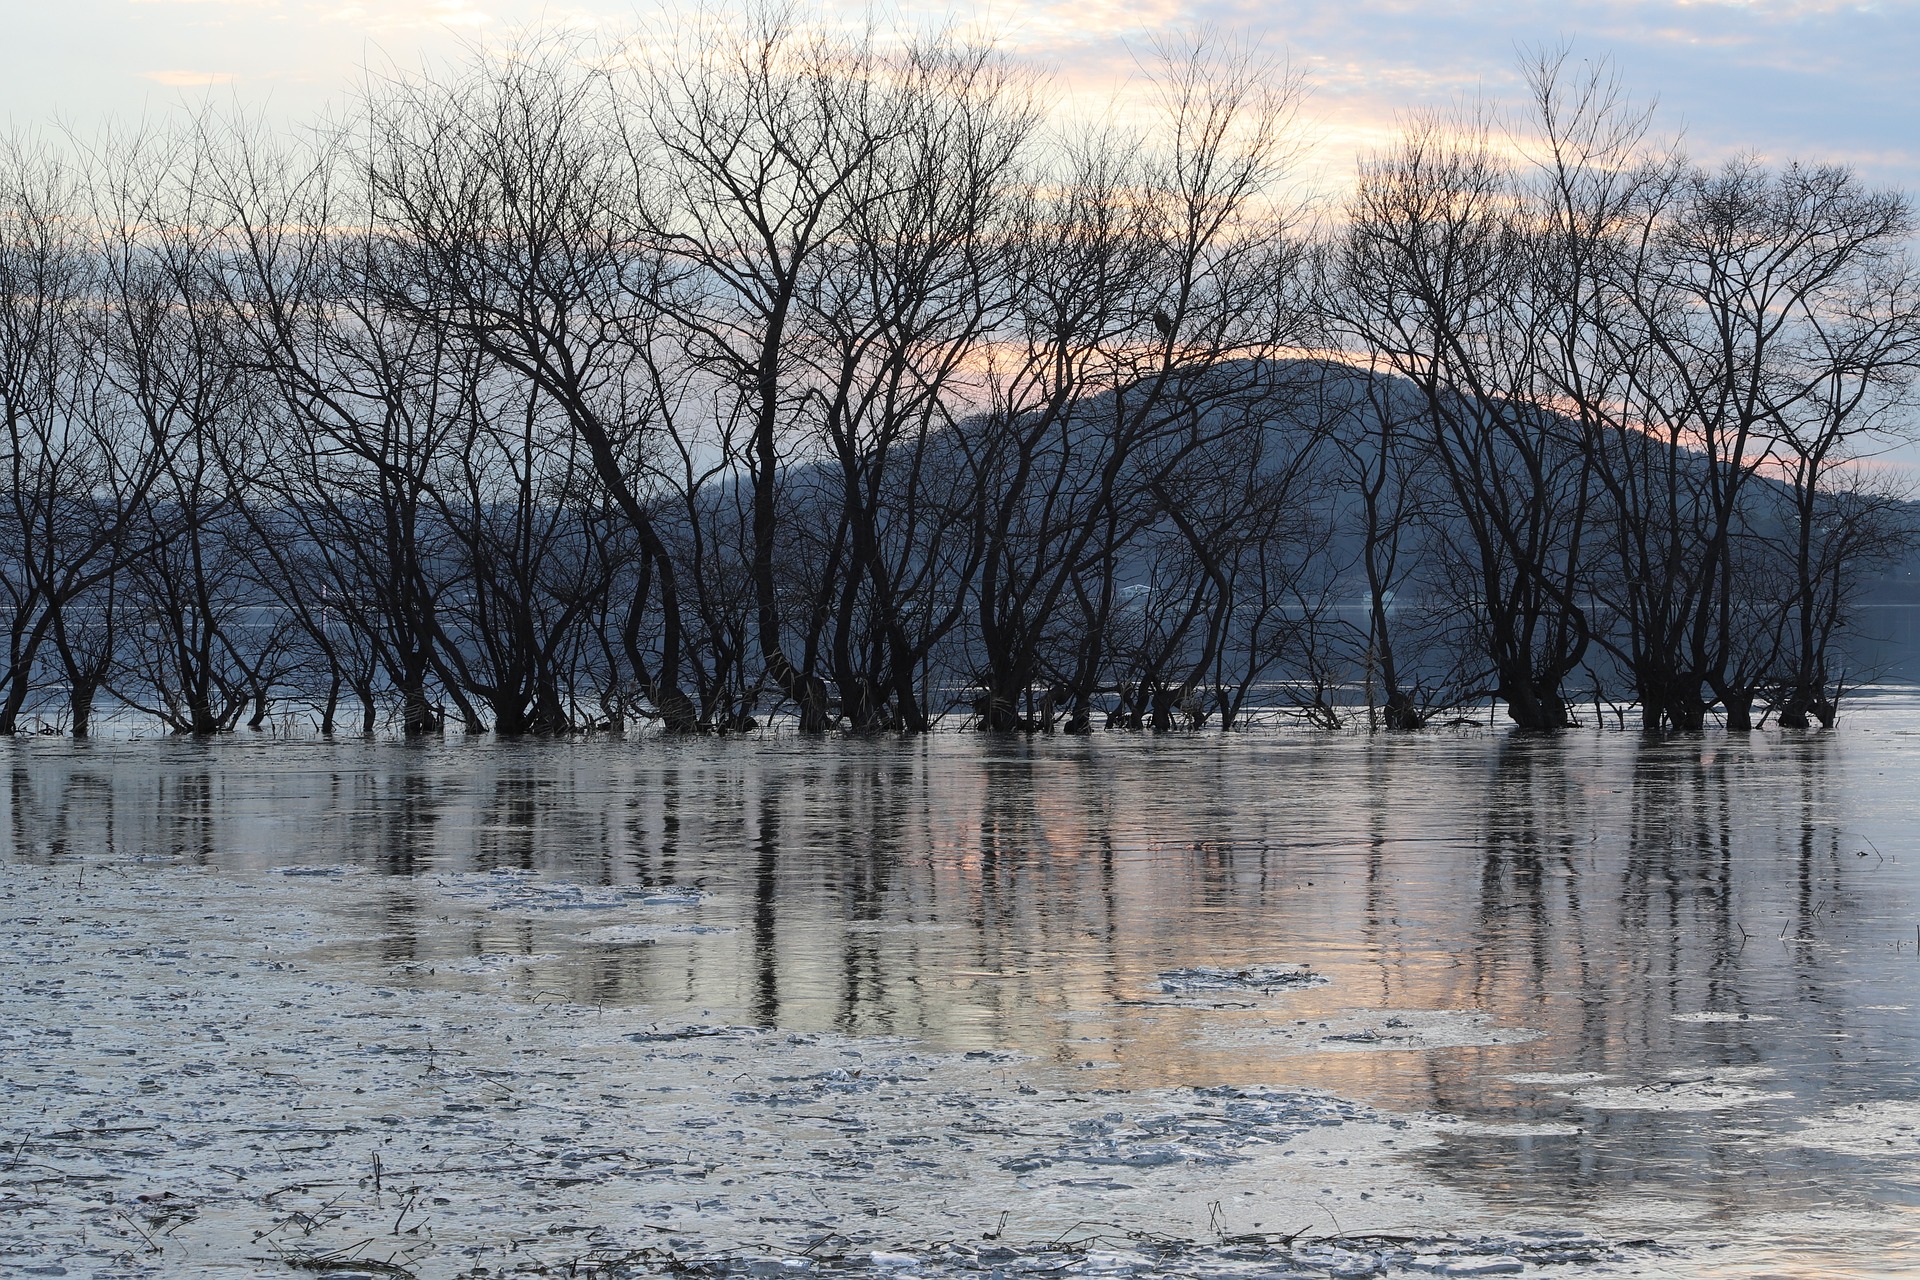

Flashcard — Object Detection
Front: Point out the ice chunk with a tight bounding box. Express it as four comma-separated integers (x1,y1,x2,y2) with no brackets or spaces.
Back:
1155,965,1326,993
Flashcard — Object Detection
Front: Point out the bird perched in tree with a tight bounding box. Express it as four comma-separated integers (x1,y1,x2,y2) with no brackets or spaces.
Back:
1151,308,1174,339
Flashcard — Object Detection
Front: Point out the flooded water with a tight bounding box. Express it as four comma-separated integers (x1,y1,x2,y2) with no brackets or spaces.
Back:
6,696,1920,1276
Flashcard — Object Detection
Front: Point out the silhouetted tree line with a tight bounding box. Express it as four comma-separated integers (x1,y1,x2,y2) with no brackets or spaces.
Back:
2,22,1916,736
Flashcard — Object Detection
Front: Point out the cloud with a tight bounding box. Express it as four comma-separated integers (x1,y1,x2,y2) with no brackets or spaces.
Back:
10,0,1918,199
142,70,240,86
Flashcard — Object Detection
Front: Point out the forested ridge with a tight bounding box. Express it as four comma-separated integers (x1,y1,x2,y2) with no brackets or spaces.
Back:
3,19,1916,737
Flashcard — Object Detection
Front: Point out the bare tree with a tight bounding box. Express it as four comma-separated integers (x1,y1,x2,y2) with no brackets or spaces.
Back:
0,137,163,734
788,41,1039,729
1763,247,1920,726
627,12,908,729
1,21,1911,738
86,128,293,734
1338,107,1596,730
966,34,1308,731
1573,152,1917,727
363,39,704,731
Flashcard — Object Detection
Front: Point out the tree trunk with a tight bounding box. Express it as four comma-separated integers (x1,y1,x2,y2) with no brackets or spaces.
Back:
71,678,98,740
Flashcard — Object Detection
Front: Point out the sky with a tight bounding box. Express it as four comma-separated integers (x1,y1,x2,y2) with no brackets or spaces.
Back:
3,0,1917,201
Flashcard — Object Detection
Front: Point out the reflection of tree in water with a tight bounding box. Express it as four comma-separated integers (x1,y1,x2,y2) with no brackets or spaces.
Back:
3,730,1912,1233
1409,731,1871,1218
156,754,216,865
750,772,782,1026
8,760,119,866
827,753,917,1037
373,761,442,877
476,766,544,873
1476,736,1587,1003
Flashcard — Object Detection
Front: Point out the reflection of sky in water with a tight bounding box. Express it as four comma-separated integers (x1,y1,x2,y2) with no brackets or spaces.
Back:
6,702,1920,1265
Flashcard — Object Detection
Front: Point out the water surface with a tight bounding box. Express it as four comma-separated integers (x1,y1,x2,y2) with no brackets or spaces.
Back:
7,699,1920,1273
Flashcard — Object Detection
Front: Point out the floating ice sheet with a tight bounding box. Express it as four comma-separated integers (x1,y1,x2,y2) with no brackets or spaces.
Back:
1778,1100,1920,1159
1566,1069,1795,1113
1153,966,1328,995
